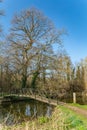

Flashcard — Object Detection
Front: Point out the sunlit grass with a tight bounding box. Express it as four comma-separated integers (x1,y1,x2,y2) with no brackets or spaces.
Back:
60,105,87,130
69,103,87,110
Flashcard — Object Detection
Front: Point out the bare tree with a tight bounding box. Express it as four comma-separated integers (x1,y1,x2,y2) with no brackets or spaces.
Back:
0,0,5,91
8,7,64,88
47,50,72,98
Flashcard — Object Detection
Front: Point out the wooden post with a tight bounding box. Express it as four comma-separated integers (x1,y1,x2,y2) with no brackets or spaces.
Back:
73,92,76,103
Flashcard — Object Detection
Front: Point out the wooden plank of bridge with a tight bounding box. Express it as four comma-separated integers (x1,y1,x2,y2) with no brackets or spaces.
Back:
17,94,58,106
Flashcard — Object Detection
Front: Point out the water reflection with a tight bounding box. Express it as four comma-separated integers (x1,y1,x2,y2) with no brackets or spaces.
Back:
0,99,54,125
25,105,31,116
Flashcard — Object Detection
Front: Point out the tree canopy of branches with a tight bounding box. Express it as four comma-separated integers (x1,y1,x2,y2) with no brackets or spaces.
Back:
8,7,64,88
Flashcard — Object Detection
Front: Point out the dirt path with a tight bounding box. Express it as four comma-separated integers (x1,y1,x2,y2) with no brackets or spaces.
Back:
64,104,87,119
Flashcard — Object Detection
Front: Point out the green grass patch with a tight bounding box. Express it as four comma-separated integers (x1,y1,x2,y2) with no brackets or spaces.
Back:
69,103,87,110
59,105,87,130
38,116,49,124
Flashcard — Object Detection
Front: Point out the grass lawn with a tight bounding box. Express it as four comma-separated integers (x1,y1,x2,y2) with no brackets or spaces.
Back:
59,105,87,130
69,103,87,110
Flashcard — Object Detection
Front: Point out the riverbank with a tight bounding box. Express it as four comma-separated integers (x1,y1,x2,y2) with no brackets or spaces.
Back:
1,104,87,130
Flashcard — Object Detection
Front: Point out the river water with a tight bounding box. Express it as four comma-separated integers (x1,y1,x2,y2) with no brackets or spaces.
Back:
0,99,54,125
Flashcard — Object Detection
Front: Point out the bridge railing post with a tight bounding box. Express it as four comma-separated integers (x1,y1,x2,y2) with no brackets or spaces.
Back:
35,93,36,99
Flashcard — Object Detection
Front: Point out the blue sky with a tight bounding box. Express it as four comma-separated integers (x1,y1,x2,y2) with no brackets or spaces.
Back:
1,0,87,63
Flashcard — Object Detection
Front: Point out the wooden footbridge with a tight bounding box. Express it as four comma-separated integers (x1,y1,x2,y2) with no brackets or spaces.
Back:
0,88,63,106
